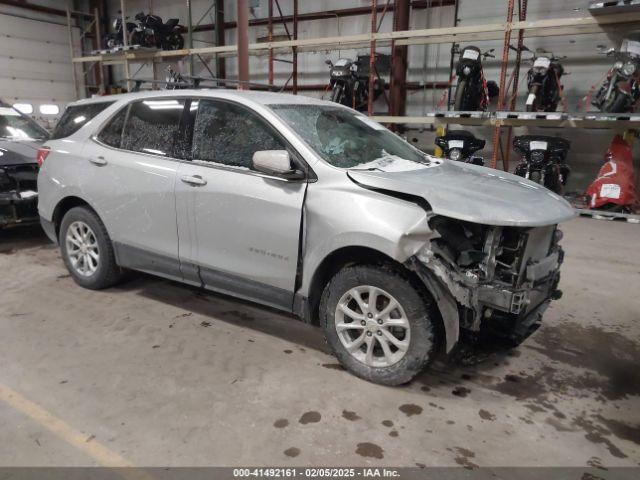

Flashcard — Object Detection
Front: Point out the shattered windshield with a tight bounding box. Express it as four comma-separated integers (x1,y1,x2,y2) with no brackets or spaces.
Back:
0,107,48,140
270,104,430,169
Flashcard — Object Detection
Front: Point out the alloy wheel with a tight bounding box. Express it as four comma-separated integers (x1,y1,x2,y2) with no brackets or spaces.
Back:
335,286,411,368
65,221,100,277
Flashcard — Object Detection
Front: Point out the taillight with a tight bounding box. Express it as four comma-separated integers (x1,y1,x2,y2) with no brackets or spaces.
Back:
36,147,50,167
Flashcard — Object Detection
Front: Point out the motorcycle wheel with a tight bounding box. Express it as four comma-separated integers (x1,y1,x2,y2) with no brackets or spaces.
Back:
525,85,540,112
601,90,631,113
453,80,467,112
454,79,477,111
163,33,184,51
105,35,119,49
330,84,344,104
544,167,563,194
130,31,144,47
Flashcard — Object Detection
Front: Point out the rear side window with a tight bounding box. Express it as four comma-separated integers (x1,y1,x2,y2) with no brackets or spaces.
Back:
51,102,114,139
121,99,185,156
97,107,128,148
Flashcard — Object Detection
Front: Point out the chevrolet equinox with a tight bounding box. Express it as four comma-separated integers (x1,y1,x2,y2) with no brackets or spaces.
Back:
37,90,576,385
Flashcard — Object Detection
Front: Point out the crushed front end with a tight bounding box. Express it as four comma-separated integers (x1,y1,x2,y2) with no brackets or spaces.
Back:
408,216,564,350
0,163,39,227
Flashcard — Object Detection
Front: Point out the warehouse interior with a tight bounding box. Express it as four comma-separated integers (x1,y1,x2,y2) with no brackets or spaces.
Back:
0,0,639,475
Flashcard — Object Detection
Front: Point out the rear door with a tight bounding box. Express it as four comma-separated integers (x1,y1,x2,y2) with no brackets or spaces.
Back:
175,98,308,310
82,98,185,278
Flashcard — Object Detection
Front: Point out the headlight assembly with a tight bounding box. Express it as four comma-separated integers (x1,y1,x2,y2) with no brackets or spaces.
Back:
614,61,624,70
622,61,636,76
449,149,462,161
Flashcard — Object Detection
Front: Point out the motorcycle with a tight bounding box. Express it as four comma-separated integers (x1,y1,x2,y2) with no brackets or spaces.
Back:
592,40,640,113
326,55,387,112
103,15,141,49
524,48,566,112
133,12,185,50
513,135,571,194
165,66,189,90
453,45,499,111
585,135,638,213
435,130,485,165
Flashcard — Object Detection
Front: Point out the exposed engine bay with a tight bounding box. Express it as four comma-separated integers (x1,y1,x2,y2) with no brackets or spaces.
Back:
408,215,564,350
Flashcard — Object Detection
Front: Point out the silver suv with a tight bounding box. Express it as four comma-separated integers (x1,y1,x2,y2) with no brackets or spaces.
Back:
38,90,575,385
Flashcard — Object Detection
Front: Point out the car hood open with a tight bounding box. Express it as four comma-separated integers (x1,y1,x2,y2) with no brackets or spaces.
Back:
347,159,576,227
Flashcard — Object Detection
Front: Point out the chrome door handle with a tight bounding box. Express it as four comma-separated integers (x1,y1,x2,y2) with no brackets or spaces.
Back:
89,156,107,166
180,174,207,186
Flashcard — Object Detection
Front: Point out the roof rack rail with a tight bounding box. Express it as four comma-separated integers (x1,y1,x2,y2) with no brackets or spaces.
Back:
124,77,280,92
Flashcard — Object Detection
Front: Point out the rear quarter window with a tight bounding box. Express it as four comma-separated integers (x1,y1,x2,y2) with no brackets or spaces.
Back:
51,102,114,139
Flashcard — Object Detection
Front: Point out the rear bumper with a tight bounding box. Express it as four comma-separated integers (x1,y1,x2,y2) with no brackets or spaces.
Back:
0,192,38,227
40,215,57,243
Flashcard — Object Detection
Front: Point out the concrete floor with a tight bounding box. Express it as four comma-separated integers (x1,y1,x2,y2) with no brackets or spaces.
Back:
0,217,639,468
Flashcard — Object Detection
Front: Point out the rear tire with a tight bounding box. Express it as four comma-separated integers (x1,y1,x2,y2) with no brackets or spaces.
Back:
59,207,124,290
319,264,438,385
163,32,184,50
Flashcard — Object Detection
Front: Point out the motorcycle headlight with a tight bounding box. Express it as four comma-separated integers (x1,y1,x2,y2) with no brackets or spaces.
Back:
614,61,624,70
622,61,636,76
531,150,546,165
449,148,462,161
463,66,471,76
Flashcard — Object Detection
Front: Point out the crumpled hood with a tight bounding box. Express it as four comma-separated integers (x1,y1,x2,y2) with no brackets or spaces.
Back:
347,159,577,227
0,139,42,167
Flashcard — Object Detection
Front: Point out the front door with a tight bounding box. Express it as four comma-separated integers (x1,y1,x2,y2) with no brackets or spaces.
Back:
175,99,308,311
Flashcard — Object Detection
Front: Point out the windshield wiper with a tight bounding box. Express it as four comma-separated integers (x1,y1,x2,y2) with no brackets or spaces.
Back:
349,167,384,172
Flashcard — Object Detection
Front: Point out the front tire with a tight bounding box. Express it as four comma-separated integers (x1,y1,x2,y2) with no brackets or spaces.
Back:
320,265,438,385
601,90,631,113
330,84,344,104
59,207,124,290
454,79,468,110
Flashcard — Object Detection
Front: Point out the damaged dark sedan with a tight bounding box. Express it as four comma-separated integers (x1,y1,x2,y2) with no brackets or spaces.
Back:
0,103,48,228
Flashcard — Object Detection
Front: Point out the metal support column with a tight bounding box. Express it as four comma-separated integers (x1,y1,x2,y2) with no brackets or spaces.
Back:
66,7,80,99
446,0,459,110
390,0,410,117
490,0,515,169
187,0,194,76
268,0,274,85
368,0,378,116
236,0,250,89
216,0,226,79
292,0,298,94
120,0,131,91
503,0,528,171
93,7,104,94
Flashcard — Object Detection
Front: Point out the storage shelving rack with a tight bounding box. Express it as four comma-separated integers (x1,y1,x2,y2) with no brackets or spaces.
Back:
65,0,640,171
